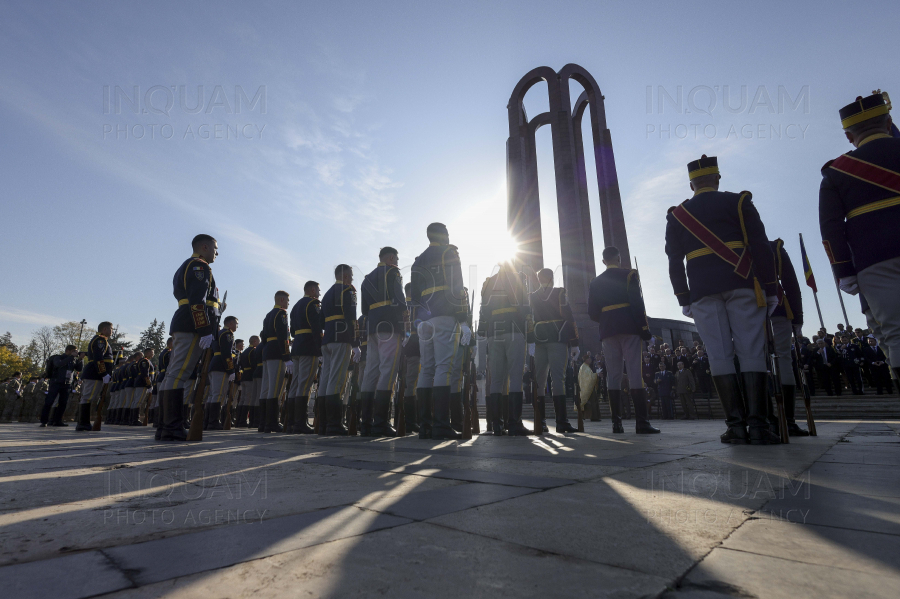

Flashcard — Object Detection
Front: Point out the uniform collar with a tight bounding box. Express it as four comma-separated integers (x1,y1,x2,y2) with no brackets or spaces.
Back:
857,132,892,147
605,264,619,269
429,241,445,247
273,304,285,310
692,187,717,197
190,252,209,264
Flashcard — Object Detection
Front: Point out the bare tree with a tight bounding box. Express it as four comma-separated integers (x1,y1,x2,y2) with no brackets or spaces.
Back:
53,321,97,352
31,326,60,365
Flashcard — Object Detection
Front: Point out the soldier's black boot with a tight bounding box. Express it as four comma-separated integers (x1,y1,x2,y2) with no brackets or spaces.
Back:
608,390,625,433
553,395,577,433
359,391,375,437
372,390,396,437
247,406,257,428
294,397,314,434
765,393,782,444
486,393,504,435
431,386,461,440
75,403,91,431
210,403,223,430
283,397,296,433
449,392,463,433
161,389,187,441
713,374,749,444
265,398,284,433
783,385,809,436
506,392,530,436
202,406,211,430
632,389,661,434
257,398,267,432
153,392,165,440
403,395,419,433
500,395,510,435
325,395,348,435
182,404,191,430
537,396,549,433
743,372,775,445
417,387,433,439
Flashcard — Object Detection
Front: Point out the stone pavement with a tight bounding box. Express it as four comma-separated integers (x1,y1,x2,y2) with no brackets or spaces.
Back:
0,419,898,599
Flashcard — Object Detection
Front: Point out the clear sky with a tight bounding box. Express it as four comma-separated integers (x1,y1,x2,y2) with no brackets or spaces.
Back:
1,0,896,346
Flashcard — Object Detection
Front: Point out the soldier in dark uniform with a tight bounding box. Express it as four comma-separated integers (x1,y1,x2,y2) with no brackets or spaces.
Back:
259,292,291,433
820,91,900,382
206,316,238,430
287,281,323,434
665,155,779,444
588,246,658,434
411,223,470,440
448,287,474,433
839,333,864,395
150,337,172,432
770,239,809,436
402,282,420,433
42,345,83,427
360,247,407,437
530,268,579,433
159,234,222,441
320,265,360,435
76,322,114,431
239,336,259,428
122,352,140,425
132,349,154,425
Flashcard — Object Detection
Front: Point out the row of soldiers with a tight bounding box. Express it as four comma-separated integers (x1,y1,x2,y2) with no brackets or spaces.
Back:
0,375,49,422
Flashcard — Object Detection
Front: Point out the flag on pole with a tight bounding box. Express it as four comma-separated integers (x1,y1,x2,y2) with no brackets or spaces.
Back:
799,233,818,293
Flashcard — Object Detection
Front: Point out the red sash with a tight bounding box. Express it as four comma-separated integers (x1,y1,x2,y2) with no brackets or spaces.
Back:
671,204,752,279
830,155,900,194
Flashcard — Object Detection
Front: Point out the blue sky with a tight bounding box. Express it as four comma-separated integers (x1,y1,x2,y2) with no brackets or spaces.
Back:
1,0,896,345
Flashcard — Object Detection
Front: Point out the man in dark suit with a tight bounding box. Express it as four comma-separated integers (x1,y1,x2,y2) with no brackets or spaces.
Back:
815,339,840,396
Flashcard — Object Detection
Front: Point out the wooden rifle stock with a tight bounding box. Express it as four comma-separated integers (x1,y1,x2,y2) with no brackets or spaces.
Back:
92,382,110,431
346,361,358,436
223,383,236,430
396,355,407,436
791,337,817,436
186,349,213,442
461,347,472,439
765,318,790,444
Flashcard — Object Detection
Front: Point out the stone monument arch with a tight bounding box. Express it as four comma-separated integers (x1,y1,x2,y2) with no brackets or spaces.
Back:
506,64,629,353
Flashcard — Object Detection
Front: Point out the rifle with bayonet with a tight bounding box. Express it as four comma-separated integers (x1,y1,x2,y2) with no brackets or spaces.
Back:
187,290,226,441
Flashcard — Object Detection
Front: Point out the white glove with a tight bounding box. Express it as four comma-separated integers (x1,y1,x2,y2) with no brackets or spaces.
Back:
228,373,235,382
351,346,361,363
839,276,859,295
766,295,779,316
318,356,323,364
682,305,693,318
571,346,581,361
527,343,535,357
199,334,214,349
284,360,294,375
460,324,472,346
102,375,111,384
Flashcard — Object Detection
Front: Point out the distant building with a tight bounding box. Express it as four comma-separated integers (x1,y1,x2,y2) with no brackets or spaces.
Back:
648,317,700,348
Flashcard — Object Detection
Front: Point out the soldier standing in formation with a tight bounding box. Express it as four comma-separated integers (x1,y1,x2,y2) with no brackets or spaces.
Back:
238,335,259,428
259,292,291,433
359,247,407,437
158,234,222,442
588,246,659,434
530,268,579,433
820,91,900,383
401,282,420,433
206,316,238,430
411,223,470,440
286,281,322,434
320,265,359,435
666,156,779,445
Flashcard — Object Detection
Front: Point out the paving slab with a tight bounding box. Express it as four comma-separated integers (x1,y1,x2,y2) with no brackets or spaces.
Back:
0,550,133,599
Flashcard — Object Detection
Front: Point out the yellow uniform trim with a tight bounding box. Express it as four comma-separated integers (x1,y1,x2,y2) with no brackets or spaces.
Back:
177,298,217,307
737,193,766,308
422,285,448,296
293,329,312,335
686,241,745,260
841,104,889,128
491,307,517,316
535,319,563,326
601,303,630,312
213,352,222,356
368,300,392,310
857,132,892,147
325,315,344,322
689,166,719,180
847,195,900,219
266,337,278,342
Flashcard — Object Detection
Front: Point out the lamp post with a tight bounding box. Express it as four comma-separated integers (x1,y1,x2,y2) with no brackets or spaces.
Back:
78,319,87,351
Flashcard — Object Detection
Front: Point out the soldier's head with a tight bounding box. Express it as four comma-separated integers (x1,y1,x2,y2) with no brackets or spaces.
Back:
224,316,239,333
379,247,399,267
304,281,321,299
426,222,449,244
12,372,21,379
143,348,154,359
249,335,260,347
65,344,77,356
166,337,173,349
192,234,218,263
537,268,554,287
841,92,894,147
98,322,113,337
687,155,721,192
130,352,142,361
868,336,877,346
274,290,290,309
601,246,621,268
235,339,245,352
335,264,353,285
